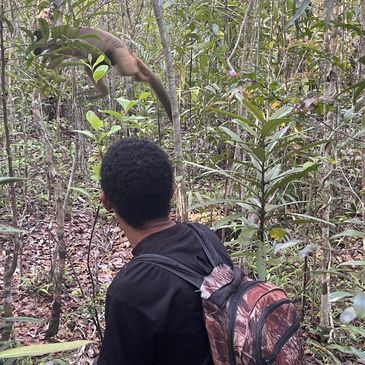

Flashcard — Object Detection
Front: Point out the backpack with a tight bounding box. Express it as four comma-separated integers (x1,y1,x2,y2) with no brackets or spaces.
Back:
134,223,304,365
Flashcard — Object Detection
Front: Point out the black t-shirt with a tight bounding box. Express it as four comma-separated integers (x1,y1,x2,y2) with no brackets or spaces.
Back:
97,222,232,365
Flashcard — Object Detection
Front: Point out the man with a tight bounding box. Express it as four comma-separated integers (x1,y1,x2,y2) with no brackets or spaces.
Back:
98,138,232,365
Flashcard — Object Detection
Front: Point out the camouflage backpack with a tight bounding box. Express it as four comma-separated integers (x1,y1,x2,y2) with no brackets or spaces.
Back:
135,223,304,365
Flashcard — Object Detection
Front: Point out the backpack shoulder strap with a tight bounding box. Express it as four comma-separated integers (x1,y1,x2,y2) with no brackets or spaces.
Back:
185,223,223,267
133,253,203,289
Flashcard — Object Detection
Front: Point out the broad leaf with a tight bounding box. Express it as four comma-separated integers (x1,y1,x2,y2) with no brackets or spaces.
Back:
70,187,91,198
262,118,289,137
331,230,365,240
327,344,365,361
0,177,25,185
291,213,336,227
116,97,137,113
353,293,365,318
270,227,288,240
93,64,109,83
0,226,26,235
73,129,96,140
242,100,265,122
339,260,365,267
269,105,293,120
273,239,302,254
0,340,92,358
298,244,319,258
329,291,353,303
219,126,244,143
232,119,258,138
286,0,312,29
3,317,44,324
99,110,123,121
93,54,105,67
38,18,50,41
340,307,357,324
207,107,257,129
86,111,103,131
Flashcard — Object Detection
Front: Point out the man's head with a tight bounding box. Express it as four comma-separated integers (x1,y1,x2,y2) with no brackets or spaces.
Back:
100,138,174,229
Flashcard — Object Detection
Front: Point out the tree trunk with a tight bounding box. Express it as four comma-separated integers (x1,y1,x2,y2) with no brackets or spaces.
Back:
358,0,365,247
0,1,21,341
319,1,338,331
152,0,188,221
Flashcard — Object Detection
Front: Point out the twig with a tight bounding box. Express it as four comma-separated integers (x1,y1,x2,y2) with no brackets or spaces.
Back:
87,206,103,340
226,0,253,76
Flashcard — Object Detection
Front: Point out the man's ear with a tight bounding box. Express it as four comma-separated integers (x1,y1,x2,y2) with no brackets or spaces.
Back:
100,191,113,212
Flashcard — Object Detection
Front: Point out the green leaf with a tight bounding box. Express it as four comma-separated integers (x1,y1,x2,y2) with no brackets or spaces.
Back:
116,97,138,113
340,307,357,324
341,325,365,338
212,23,219,35
219,126,244,143
247,146,265,163
331,230,365,240
207,107,257,129
0,226,26,235
353,81,365,103
339,260,365,267
262,119,289,137
269,227,287,240
242,100,265,122
138,91,151,100
99,109,123,121
273,239,302,254
327,344,365,361
86,111,103,131
2,16,14,33
93,54,105,67
70,187,91,198
38,19,50,41
329,291,353,303
265,165,317,198
213,213,248,229
286,0,312,29
233,119,258,138
93,64,109,83
92,163,101,179
108,125,122,136
0,340,93,358
291,213,336,227
353,293,365,318
0,177,26,185
298,244,319,258
73,129,96,140
3,317,44,324
189,199,257,212
265,164,281,182
269,105,293,120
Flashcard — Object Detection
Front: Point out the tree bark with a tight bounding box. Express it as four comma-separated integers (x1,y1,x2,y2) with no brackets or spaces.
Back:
319,1,338,331
0,1,21,341
358,0,365,247
152,0,188,221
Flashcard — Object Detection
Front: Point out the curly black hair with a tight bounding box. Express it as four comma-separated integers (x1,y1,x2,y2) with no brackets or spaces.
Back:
100,138,174,229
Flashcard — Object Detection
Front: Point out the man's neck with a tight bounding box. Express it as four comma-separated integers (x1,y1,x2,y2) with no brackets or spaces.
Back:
119,218,176,248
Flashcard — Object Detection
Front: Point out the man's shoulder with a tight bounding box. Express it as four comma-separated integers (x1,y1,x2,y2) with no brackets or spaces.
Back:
106,257,178,302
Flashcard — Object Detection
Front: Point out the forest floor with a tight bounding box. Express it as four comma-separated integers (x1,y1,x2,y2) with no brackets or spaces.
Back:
1,199,364,364
0,199,131,364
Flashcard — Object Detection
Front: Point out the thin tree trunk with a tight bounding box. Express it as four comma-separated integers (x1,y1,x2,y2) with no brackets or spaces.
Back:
319,1,338,331
152,0,188,221
358,0,365,246
0,0,20,341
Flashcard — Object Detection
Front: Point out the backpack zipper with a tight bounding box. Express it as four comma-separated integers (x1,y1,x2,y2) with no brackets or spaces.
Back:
254,298,294,364
264,314,300,364
228,280,262,365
